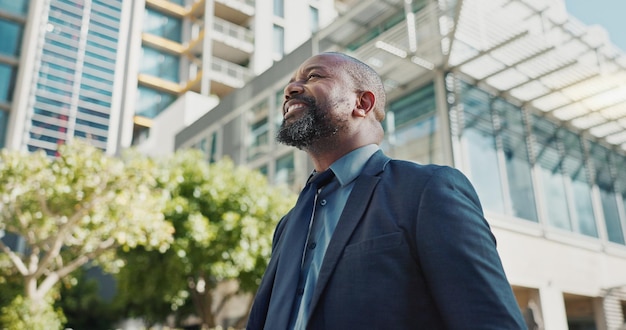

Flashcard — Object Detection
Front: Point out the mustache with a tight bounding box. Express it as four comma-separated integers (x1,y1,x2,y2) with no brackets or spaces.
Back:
285,95,316,109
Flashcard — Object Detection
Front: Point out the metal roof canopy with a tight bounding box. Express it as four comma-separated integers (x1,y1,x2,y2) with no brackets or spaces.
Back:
321,0,626,151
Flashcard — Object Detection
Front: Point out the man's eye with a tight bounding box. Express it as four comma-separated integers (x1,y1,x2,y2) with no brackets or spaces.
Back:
307,73,321,80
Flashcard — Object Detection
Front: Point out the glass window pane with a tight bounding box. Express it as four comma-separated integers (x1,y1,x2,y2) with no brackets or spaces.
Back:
247,99,270,161
496,100,538,222
561,131,597,237
532,116,571,230
135,86,176,118
0,109,8,148
273,25,284,57
310,6,319,32
590,142,624,244
139,46,179,82
273,0,284,17
0,0,29,15
459,84,505,213
0,63,16,103
143,8,182,42
0,19,23,56
275,152,295,187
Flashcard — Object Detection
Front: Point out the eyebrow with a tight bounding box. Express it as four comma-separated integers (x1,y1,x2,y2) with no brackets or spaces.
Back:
288,65,329,83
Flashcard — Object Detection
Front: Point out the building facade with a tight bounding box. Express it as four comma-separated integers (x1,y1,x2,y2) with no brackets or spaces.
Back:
1,0,337,155
176,0,626,328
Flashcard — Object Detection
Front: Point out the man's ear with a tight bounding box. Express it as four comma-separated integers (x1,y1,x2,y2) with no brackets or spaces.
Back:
354,91,376,118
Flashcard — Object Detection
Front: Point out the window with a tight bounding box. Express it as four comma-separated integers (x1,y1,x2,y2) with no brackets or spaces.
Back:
273,0,284,17
0,64,16,103
135,86,176,118
273,25,284,58
309,6,319,32
460,85,505,213
143,8,182,42
274,88,284,133
495,100,538,222
0,19,23,57
561,131,596,237
383,83,439,164
139,46,180,82
0,110,8,148
275,152,295,187
532,116,571,231
247,99,270,161
0,0,29,15
591,142,625,245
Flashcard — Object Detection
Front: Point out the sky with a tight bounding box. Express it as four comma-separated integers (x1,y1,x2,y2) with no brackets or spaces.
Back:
564,0,626,52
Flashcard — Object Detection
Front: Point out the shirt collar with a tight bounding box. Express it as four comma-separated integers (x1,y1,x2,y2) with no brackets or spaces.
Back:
328,144,379,187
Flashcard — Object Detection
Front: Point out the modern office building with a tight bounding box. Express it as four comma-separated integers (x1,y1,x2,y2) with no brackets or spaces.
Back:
176,0,626,328
1,0,337,155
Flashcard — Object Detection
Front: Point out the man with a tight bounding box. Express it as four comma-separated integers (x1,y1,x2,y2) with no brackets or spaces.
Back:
247,52,526,329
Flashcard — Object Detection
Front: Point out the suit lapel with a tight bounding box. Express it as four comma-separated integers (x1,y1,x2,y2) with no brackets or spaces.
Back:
307,151,390,315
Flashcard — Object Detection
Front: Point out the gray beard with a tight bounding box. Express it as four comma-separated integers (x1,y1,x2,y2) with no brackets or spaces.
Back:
276,102,340,150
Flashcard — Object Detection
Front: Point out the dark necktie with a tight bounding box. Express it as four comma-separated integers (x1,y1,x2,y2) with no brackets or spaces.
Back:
264,169,335,330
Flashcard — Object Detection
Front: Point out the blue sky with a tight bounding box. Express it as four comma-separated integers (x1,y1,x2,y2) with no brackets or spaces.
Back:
564,0,626,51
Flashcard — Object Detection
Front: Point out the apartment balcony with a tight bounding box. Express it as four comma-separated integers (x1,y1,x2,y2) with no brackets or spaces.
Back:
189,0,254,25
187,16,253,64
212,16,254,63
215,0,254,25
185,56,251,97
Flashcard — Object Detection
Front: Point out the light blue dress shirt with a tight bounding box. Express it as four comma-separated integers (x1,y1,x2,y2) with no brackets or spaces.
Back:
289,144,380,330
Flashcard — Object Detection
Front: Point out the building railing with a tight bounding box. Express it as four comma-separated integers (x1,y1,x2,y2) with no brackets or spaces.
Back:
210,56,251,87
213,17,253,44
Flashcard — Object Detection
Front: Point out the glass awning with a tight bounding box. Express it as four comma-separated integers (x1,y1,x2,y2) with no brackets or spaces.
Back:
321,0,626,151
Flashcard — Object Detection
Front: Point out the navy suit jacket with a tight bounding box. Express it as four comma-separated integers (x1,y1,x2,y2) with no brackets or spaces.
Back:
248,150,526,329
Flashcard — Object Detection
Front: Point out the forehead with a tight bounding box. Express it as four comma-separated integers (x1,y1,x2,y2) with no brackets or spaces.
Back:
295,54,346,75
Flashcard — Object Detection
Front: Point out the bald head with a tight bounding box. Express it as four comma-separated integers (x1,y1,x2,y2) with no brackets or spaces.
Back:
324,52,387,122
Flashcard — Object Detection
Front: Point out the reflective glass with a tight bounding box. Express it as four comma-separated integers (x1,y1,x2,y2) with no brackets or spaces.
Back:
273,25,284,57
590,143,624,244
143,8,182,42
0,19,23,56
0,63,15,102
0,0,29,15
495,100,538,222
275,152,295,187
0,109,7,148
532,116,571,230
273,0,284,17
384,83,440,164
135,86,176,118
310,6,319,32
247,99,270,161
139,46,179,82
561,131,597,237
461,84,505,213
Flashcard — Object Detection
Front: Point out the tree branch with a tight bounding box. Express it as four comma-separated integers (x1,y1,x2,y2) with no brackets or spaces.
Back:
0,238,29,275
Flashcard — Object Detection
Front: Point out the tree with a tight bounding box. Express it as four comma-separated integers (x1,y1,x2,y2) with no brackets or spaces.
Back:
0,141,173,328
115,149,297,329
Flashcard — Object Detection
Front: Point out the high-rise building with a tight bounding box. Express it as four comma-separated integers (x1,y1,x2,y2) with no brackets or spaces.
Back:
0,0,30,149
4,0,133,155
176,0,626,328
1,0,337,155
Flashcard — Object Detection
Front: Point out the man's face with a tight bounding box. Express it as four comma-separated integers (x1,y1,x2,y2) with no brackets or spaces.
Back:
277,54,354,149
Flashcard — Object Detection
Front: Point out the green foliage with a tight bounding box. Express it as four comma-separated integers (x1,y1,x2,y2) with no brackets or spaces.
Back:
56,268,119,330
0,140,174,325
0,294,66,330
115,149,297,327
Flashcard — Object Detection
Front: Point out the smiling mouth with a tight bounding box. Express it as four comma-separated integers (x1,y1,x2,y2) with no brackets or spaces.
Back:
284,103,307,118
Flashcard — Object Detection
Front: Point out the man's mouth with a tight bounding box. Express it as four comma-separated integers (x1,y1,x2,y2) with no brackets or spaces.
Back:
284,102,308,119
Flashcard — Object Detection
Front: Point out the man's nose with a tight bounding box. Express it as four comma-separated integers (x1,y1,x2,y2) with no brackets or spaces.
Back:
284,81,304,99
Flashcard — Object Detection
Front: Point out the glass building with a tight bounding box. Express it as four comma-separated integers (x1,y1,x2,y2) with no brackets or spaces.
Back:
176,0,626,328
4,0,130,155
2,0,338,154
